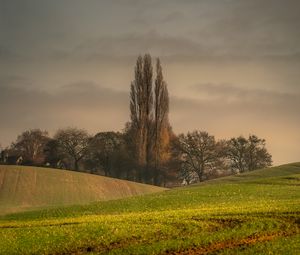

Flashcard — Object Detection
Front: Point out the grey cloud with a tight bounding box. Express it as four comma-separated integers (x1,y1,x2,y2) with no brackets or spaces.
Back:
173,91,299,120
1,0,300,164
119,0,300,58
159,11,185,23
43,31,300,63
0,75,33,87
1,0,300,63
191,83,300,103
195,0,300,57
0,46,15,58
170,90,300,165
171,97,300,166
62,32,207,62
0,82,129,146
58,81,128,108
171,84,300,140
0,79,299,165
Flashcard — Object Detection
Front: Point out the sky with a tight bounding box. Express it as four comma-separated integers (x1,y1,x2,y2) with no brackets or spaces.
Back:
0,0,299,165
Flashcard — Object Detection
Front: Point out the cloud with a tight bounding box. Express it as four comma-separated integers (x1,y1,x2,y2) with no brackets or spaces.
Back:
0,81,129,146
190,83,300,104
194,0,300,58
71,31,205,60
0,46,16,59
28,29,300,64
171,82,300,135
2,0,300,63
0,78,299,165
1,1,300,164
170,86,300,165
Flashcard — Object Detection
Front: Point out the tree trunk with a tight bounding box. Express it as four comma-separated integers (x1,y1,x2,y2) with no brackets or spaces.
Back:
74,159,79,171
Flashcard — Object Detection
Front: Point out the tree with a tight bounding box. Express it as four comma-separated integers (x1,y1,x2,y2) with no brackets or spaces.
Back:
0,145,9,164
12,129,50,165
130,54,153,181
0,144,3,163
177,131,224,182
227,135,272,173
44,139,69,169
246,135,272,170
227,136,248,173
86,132,124,177
122,122,141,181
54,128,90,171
153,58,171,185
129,54,171,184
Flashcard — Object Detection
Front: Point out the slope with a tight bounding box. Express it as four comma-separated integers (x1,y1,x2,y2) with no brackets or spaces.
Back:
0,163,299,254
0,165,167,215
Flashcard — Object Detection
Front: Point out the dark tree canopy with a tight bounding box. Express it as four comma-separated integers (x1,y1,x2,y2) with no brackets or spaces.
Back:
86,132,124,177
12,129,50,165
227,135,272,173
176,131,226,182
54,128,90,171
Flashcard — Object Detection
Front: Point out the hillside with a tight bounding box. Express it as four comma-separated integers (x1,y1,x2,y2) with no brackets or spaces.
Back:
0,165,167,215
0,163,299,254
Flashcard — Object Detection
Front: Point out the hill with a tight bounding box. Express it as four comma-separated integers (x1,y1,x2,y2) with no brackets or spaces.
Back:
0,163,299,254
0,165,167,215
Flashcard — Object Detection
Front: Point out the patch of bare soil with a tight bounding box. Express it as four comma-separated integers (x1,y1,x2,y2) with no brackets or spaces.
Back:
53,217,300,255
166,230,298,255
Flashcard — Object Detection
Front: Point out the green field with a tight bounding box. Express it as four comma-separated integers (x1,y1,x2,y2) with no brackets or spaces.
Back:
0,163,300,254
0,165,166,215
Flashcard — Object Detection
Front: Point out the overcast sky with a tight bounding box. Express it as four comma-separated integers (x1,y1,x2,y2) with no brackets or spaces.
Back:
1,0,299,165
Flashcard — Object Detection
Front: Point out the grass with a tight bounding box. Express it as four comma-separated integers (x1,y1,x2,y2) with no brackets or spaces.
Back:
0,163,299,254
0,165,166,215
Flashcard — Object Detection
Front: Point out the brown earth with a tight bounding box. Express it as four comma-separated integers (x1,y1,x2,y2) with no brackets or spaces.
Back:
0,165,167,215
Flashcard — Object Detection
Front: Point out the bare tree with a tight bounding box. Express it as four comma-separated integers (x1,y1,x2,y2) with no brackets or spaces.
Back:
0,144,3,163
86,132,123,176
246,135,272,170
129,54,171,184
177,131,223,182
153,58,171,185
54,128,90,171
227,136,248,173
12,129,50,165
44,139,68,168
227,135,272,173
130,54,153,181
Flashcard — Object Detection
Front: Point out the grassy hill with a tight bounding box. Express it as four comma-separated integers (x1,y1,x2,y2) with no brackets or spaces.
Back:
0,163,300,254
0,165,167,215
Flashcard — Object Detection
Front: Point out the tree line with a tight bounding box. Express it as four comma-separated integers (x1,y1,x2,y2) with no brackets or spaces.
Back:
0,54,272,186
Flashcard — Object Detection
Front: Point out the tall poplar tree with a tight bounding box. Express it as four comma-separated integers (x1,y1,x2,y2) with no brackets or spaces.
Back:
130,54,153,181
129,54,171,184
153,58,170,185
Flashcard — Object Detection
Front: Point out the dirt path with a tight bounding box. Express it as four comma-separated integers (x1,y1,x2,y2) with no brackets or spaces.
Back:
167,230,298,255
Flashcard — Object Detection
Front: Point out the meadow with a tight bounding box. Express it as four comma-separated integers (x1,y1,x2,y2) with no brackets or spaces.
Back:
0,163,299,254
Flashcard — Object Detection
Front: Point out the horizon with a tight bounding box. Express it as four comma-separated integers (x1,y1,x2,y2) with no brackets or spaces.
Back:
1,0,300,165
